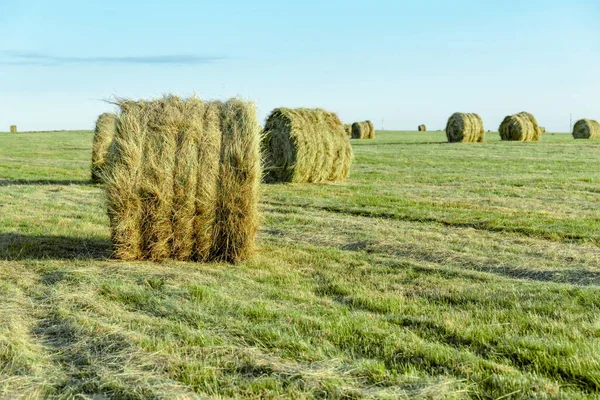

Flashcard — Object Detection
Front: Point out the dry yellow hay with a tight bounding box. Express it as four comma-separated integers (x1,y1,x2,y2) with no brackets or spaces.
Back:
344,124,352,136
263,108,353,183
351,121,371,139
498,112,541,142
104,95,261,263
418,124,427,132
91,113,116,183
445,113,485,143
9,125,17,133
573,119,600,139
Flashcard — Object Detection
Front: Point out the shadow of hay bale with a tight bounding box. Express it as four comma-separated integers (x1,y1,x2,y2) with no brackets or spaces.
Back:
0,233,111,260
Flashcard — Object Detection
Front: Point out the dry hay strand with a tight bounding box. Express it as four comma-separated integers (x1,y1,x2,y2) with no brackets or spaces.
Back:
263,108,352,183
9,125,17,133
104,95,261,263
573,119,600,139
498,112,541,142
418,124,427,132
91,113,117,183
193,101,222,262
445,113,485,143
210,99,262,263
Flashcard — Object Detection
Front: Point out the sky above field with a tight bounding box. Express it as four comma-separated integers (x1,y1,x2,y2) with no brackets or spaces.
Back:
0,0,598,132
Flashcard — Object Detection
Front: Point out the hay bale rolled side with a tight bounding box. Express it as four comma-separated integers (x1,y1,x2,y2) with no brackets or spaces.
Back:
366,120,375,139
211,99,262,263
105,95,261,263
418,124,427,132
263,108,352,183
10,125,17,133
573,119,600,139
445,113,485,143
351,121,369,139
498,112,541,142
91,113,117,183
539,126,546,134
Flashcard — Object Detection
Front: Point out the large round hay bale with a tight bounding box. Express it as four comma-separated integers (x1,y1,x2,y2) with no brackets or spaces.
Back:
573,119,600,139
418,124,427,132
366,120,375,139
9,125,17,133
104,95,261,263
91,113,117,183
445,113,485,143
262,108,353,183
498,112,541,142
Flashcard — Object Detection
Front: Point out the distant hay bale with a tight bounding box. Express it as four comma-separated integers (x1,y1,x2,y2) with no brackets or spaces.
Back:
9,125,17,133
445,113,485,143
262,108,353,183
91,113,116,183
104,95,261,263
539,126,546,134
351,121,374,139
344,124,352,136
572,119,600,139
498,112,541,142
418,124,427,132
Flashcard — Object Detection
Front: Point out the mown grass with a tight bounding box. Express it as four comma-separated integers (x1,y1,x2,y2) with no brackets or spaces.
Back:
0,130,599,399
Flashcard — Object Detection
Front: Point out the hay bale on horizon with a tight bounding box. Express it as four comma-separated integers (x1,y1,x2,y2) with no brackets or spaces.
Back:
498,112,541,142
104,95,261,263
9,125,17,133
91,113,116,183
344,124,352,136
352,121,373,139
262,108,353,183
573,119,600,140
445,113,485,143
418,124,427,132
539,126,546,134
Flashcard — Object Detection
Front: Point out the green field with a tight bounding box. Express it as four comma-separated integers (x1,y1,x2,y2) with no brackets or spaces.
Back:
1,130,599,399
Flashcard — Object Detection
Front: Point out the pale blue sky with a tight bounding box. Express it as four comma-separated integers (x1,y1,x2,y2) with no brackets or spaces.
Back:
0,0,598,132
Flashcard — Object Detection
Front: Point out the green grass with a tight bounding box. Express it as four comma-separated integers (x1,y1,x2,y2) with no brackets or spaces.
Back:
1,130,599,399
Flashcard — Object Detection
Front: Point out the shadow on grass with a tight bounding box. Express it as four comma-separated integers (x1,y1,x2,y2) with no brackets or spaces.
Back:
0,179,96,187
0,232,111,260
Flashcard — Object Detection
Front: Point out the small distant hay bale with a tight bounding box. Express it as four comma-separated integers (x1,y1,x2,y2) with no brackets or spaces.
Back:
10,125,17,133
91,113,116,183
103,95,261,263
572,119,600,139
418,124,427,132
539,126,546,134
352,121,374,139
498,112,541,142
344,124,352,136
445,113,485,143
262,108,353,183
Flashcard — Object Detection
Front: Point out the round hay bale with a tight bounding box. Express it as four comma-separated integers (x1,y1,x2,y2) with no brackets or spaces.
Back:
104,95,262,263
539,126,546,134
9,125,17,133
344,124,352,136
91,113,116,183
351,121,371,139
573,119,600,139
263,108,353,183
445,113,485,143
418,124,427,132
498,112,541,142
366,120,375,139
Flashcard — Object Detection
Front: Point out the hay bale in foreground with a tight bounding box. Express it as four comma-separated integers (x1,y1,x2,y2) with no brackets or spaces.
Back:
103,95,261,263
573,119,600,139
418,124,427,132
262,108,353,183
498,112,541,142
352,121,374,139
91,113,116,183
445,113,485,143
10,125,17,133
